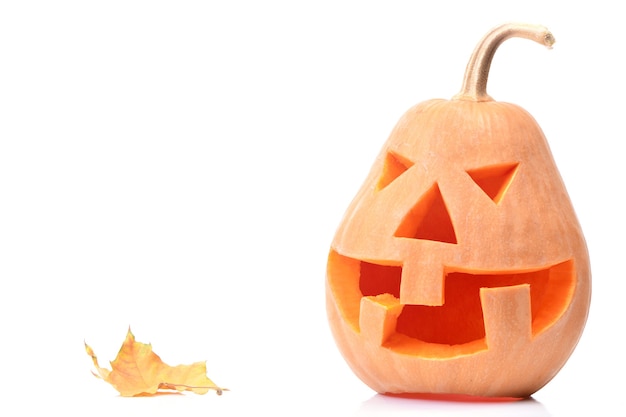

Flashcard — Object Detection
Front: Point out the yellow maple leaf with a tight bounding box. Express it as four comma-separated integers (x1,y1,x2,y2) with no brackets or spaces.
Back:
85,328,226,397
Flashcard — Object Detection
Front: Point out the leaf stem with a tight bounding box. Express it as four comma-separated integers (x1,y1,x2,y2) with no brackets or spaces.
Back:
159,382,228,395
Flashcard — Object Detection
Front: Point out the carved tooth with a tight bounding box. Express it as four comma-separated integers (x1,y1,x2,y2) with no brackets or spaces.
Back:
359,294,404,346
399,259,445,306
480,284,533,351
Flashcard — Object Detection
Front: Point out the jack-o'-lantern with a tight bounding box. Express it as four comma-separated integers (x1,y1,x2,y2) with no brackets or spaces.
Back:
326,23,591,398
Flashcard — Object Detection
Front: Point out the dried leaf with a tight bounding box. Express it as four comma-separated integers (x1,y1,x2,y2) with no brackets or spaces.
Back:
85,328,226,397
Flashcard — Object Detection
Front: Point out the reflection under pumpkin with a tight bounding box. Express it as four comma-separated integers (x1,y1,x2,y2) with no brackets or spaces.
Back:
327,250,576,354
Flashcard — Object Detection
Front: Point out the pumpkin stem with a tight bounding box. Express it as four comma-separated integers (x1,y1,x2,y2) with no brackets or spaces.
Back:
453,23,555,102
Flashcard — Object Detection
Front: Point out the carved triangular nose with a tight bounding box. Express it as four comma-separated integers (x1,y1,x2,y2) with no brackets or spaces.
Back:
394,183,457,244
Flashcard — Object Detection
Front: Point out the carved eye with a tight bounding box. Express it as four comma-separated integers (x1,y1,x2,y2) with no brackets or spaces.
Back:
377,151,414,191
466,162,519,204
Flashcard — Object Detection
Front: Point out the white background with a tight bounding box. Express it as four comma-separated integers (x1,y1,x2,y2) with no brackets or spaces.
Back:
0,1,622,416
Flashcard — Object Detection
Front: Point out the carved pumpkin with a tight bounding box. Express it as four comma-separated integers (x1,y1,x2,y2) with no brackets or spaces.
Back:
326,23,591,398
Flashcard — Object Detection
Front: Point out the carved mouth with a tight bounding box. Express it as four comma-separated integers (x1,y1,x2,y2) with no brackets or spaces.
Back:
327,250,576,355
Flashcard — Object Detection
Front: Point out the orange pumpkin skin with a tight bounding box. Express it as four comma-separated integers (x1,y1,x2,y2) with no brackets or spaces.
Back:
326,26,590,399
